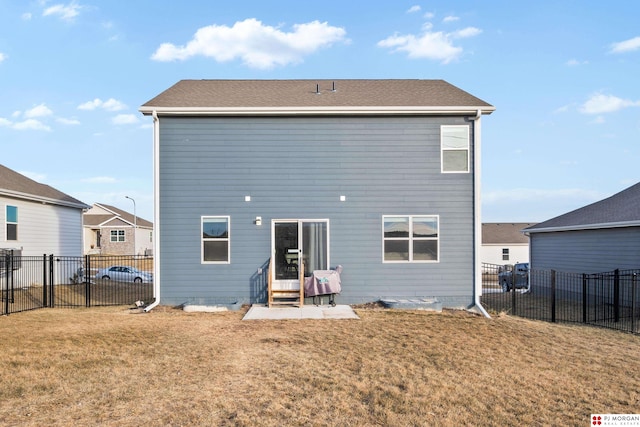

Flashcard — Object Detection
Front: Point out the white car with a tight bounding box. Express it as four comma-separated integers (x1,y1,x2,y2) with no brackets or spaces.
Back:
95,266,153,283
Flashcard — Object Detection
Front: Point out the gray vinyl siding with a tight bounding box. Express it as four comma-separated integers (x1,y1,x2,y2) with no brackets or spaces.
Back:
158,115,477,307
530,227,640,273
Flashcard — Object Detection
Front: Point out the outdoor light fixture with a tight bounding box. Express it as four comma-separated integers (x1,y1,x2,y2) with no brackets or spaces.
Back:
255,216,262,226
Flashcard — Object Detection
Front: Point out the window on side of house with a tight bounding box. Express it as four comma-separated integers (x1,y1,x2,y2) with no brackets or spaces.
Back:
110,230,125,242
502,248,509,261
202,216,230,263
441,125,470,173
6,205,17,241
383,215,439,262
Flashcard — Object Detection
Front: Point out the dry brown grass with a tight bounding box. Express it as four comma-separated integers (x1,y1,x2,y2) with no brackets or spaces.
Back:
0,306,638,426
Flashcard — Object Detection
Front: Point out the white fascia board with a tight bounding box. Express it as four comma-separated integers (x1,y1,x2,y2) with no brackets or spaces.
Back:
0,189,89,210
139,106,496,116
527,221,640,234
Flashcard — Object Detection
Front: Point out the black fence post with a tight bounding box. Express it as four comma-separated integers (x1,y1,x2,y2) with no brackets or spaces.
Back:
551,270,556,323
582,273,587,324
614,269,620,323
8,251,14,303
48,254,55,308
511,267,517,315
42,254,48,307
85,254,91,308
631,273,637,334
3,253,9,315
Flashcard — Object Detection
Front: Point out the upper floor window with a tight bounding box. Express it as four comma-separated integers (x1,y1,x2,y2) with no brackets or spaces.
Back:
202,216,230,263
383,215,439,262
6,205,17,241
502,248,509,261
441,125,470,173
110,230,125,242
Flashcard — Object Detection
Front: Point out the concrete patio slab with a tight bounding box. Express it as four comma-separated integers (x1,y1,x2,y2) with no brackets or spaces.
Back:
242,304,360,320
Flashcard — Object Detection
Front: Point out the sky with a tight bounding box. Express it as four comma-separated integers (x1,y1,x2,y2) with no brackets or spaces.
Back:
1,0,639,224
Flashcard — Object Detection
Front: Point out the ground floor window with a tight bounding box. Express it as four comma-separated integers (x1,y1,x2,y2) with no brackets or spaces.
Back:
383,215,439,262
202,216,230,263
502,248,509,261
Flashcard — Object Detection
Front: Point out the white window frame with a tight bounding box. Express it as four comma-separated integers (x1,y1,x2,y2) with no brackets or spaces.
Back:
382,215,440,263
5,205,18,241
201,216,230,264
110,229,125,242
441,125,470,173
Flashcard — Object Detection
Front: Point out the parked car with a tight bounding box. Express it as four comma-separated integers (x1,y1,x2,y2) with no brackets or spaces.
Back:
95,266,152,283
498,262,529,292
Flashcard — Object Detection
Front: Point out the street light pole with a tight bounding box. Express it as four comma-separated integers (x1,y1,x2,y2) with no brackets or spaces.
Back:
125,196,137,256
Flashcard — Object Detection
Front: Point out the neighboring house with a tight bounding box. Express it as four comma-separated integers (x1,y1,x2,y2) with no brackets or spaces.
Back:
140,79,494,308
83,203,153,256
0,163,89,257
525,182,640,273
481,223,534,266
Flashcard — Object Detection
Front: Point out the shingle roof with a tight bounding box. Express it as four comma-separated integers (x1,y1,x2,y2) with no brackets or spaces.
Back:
85,203,153,228
525,182,640,233
0,164,88,209
482,223,535,244
140,79,494,114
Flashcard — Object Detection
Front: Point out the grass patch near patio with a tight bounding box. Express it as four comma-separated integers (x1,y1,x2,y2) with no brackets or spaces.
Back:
0,306,638,426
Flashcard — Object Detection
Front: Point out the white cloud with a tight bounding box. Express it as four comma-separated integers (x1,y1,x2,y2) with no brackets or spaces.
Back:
423,12,435,19
151,18,348,69
579,92,640,114
378,25,481,64
407,5,421,13
451,27,482,38
78,98,126,111
82,176,117,184
56,117,81,125
0,52,6,63
13,119,51,131
112,114,138,125
22,12,32,20
443,15,460,23
566,58,588,66
609,36,640,54
0,116,51,131
42,2,82,22
24,103,53,118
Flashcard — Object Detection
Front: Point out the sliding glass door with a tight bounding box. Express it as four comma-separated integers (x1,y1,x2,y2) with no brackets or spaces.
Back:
272,220,329,289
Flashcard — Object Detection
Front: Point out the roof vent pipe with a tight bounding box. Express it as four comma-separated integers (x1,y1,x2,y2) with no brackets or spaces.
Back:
332,81,336,92
315,84,320,95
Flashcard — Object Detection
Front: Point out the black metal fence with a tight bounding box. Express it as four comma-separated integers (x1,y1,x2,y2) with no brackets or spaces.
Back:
481,263,640,335
1,252,154,315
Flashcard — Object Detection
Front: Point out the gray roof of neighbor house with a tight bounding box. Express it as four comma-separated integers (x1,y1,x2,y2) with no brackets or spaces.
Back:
482,223,535,244
83,203,153,228
0,164,88,209
140,79,494,115
525,182,640,233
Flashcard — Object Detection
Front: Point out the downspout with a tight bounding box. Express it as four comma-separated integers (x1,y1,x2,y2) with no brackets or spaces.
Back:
144,110,161,312
470,109,491,318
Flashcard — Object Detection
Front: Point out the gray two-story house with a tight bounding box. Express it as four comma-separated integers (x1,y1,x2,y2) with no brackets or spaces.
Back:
140,79,494,310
